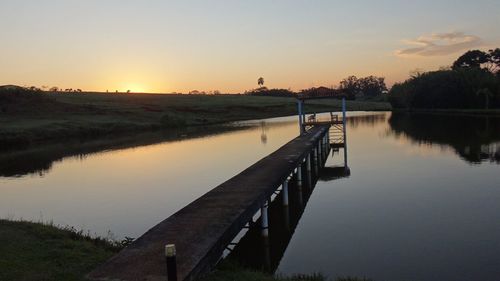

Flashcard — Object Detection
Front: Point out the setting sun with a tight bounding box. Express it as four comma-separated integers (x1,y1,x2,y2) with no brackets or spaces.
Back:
122,84,148,93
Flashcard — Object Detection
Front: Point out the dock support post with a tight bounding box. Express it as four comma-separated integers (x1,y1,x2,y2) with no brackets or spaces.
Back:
297,164,302,186
165,244,177,281
324,134,328,156
297,99,304,134
322,136,326,160
282,180,289,206
318,139,322,162
306,154,311,172
342,98,348,169
313,148,318,174
261,201,269,236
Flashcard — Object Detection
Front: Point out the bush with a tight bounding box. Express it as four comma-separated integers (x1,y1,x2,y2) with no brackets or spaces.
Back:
388,68,500,109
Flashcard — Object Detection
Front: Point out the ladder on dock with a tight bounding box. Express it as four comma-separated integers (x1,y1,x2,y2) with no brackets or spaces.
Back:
302,112,346,151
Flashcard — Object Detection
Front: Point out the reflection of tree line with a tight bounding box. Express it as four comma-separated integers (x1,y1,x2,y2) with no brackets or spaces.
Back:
0,125,247,177
388,113,500,164
346,113,387,129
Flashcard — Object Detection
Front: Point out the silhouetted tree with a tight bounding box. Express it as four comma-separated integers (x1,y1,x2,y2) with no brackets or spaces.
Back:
339,76,360,97
452,50,489,70
258,77,264,87
487,48,500,73
339,75,386,98
357,76,387,97
390,49,500,110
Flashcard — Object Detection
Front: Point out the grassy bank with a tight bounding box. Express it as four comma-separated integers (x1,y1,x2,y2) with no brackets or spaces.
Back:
0,219,122,281
0,220,372,281
0,88,391,149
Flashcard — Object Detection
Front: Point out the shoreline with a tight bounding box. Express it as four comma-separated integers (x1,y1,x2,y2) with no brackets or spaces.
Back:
0,93,391,151
393,108,500,116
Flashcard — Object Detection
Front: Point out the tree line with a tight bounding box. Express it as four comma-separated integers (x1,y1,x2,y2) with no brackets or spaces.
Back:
247,75,387,100
389,49,500,109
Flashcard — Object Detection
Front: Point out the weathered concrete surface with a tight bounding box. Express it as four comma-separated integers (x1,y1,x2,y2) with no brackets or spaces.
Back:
88,126,329,281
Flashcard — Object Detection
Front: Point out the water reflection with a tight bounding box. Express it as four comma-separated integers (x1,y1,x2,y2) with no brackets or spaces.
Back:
226,148,350,273
0,114,383,178
388,112,500,164
260,121,268,144
347,113,387,129
0,125,247,178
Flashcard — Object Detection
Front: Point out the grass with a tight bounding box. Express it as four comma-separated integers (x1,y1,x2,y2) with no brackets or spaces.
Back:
0,219,375,281
0,219,124,281
0,87,391,149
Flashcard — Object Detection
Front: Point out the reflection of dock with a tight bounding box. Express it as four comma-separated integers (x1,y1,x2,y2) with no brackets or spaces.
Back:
226,148,345,272
319,166,350,181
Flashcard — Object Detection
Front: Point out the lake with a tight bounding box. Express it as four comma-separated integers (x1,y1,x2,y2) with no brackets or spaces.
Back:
1,112,499,281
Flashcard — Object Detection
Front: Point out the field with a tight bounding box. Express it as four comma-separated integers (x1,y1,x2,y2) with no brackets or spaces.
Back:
0,90,391,149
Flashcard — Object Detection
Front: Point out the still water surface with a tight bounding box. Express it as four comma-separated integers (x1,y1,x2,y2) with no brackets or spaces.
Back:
1,112,499,281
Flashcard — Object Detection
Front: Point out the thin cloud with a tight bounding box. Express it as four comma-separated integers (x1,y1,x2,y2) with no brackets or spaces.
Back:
395,32,482,57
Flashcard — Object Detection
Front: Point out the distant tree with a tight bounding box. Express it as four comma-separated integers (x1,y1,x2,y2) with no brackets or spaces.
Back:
357,76,388,97
389,49,500,110
127,90,131,93
486,48,500,73
258,77,264,87
452,50,489,70
28,86,41,92
339,76,360,97
49,87,59,92
76,89,82,93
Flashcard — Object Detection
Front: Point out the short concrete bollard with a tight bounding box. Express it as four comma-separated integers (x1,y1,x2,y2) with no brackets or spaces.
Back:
165,244,177,281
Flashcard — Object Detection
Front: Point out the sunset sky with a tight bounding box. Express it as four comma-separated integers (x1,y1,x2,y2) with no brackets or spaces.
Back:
1,0,499,93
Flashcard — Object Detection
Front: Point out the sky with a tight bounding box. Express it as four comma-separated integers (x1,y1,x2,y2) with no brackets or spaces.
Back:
1,0,499,93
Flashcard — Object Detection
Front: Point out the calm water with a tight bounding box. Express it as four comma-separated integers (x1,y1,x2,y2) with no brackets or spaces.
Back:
1,112,499,281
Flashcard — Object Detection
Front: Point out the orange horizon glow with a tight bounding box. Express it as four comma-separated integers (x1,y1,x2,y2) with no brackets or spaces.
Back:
1,1,499,94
